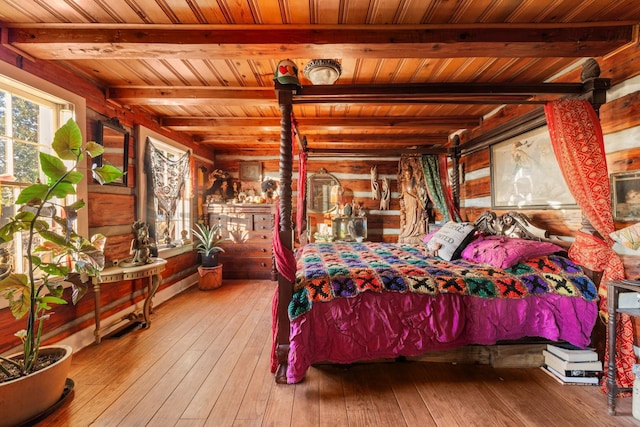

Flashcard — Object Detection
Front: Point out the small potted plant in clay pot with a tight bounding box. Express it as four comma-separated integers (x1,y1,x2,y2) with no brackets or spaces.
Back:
192,222,225,290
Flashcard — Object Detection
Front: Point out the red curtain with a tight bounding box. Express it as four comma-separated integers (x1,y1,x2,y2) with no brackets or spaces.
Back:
544,99,633,391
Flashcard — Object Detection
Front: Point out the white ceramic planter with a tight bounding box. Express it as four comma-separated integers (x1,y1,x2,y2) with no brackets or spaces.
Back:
0,345,73,427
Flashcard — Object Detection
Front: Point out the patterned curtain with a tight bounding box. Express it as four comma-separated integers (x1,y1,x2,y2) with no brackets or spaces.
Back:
439,155,462,222
544,99,633,391
146,139,191,245
421,155,461,223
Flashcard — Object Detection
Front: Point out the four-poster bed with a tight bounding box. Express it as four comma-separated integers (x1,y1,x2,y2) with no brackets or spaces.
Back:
271,60,622,386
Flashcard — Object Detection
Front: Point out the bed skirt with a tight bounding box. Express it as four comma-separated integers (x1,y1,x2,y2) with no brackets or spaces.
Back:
286,291,597,383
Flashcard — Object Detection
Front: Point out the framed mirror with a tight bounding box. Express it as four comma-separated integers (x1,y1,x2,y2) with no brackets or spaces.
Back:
94,118,129,186
307,168,341,214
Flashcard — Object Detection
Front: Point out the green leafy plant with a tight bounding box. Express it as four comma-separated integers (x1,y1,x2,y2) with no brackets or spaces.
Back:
0,118,124,380
192,222,225,266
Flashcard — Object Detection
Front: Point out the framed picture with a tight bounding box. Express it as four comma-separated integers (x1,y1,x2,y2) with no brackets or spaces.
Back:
611,170,640,221
491,126,576,209
239,161,262,182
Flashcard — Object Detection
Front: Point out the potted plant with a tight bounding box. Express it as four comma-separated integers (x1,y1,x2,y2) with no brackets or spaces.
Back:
0,118,123,426
192,222,225,290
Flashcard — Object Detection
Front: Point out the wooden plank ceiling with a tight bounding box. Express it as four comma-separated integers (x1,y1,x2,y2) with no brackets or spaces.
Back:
1,0,639,155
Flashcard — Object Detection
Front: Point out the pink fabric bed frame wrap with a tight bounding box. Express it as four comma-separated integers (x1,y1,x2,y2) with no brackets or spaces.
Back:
286,291,597,383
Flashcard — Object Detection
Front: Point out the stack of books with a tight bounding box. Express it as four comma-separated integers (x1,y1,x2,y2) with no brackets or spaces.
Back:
542,343,603,385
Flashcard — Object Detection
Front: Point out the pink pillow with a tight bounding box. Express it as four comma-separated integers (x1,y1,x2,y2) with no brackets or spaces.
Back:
460,235,564,269
422,231,436,244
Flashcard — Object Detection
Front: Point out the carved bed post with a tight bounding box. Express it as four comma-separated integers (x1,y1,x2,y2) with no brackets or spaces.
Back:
451,134,460,212
580,57,609,116
275,84,294,383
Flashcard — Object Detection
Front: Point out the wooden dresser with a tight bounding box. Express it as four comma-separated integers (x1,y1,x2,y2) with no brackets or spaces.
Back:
204,203,277,281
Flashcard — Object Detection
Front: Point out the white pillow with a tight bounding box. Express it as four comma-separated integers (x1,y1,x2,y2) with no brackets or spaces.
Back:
426,221,476,261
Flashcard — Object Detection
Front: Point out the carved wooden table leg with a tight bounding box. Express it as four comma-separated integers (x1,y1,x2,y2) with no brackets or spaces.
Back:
142,270,162,327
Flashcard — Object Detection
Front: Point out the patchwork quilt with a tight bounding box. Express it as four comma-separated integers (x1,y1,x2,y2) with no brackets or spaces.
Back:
290,241,598,319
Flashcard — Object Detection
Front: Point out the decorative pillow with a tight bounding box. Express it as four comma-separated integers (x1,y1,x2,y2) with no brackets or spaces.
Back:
461,235,564,269
422,230,436,244
425,221,476,261
610,223,640,251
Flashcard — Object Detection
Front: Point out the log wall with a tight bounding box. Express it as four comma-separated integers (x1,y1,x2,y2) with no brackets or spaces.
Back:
0,45,214,354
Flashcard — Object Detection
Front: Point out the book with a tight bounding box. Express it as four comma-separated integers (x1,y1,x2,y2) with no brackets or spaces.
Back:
545,343,599,362
542,366,600,385
543,350,602,374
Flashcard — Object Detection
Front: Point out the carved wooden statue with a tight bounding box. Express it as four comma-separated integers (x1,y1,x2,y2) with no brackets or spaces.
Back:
370,165,380,200
398,157,429,243
380,177,390,210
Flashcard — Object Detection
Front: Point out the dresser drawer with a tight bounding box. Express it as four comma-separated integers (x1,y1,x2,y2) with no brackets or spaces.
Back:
222,257,274,280
220,243,272,257
253,219,273,232
222,230,271,244
204,204,276,280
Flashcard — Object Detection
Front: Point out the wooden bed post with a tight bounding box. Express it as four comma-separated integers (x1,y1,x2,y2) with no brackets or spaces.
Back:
275,84,294,383
450,134,461,212
580,57,609,115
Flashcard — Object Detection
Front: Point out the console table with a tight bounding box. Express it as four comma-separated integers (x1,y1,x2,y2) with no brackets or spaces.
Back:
606,279,640,414
91,258,167,343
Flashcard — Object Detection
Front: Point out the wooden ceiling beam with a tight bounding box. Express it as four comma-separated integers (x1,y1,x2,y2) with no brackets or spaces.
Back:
307,147,449,157
161,116,481,130
290,82,582,105
5,25,633,60
196,133,447,145
110,81,583,106
295,82,586,97
107,87,275,106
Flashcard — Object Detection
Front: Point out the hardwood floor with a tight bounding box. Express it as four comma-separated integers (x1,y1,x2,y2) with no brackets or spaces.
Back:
36,280,639,426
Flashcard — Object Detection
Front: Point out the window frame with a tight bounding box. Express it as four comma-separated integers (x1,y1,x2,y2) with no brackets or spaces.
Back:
0,62,87,308
0,62,87,235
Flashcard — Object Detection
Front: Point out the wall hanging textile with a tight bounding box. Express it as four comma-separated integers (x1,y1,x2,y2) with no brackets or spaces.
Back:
439,155,462,222
146,139,191,245
421,155,461,223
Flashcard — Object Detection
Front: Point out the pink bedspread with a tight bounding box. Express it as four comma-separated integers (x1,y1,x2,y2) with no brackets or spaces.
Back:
286,291,597,383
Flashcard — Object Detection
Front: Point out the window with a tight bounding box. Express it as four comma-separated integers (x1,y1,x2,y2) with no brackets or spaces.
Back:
0,75,77,274
145,137,191,250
